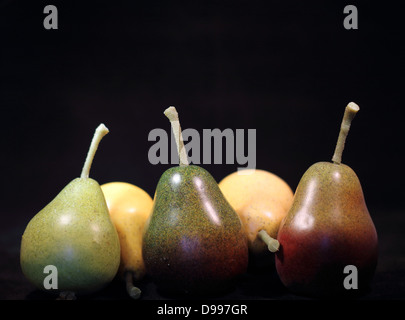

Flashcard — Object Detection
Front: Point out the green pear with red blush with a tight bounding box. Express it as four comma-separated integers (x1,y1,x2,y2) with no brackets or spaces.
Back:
142,107,248,295
275,103,378,297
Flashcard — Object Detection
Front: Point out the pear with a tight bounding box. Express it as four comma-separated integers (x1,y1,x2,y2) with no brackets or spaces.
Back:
20,124,121,299
101,182,153,299
142,107,248,295
219,169,294,258
275,103,378,297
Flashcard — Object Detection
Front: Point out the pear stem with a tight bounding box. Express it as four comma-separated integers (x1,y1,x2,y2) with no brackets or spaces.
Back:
164,106,189,166
125,271,141,300
258,230,280,253
80,124,109,179
332,102,360,165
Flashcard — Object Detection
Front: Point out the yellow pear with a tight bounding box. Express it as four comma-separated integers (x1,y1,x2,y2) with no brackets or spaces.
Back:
101,182,153,299
219,169,294,256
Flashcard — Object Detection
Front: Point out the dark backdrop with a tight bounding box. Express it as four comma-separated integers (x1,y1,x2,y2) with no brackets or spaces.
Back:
0,0,404,300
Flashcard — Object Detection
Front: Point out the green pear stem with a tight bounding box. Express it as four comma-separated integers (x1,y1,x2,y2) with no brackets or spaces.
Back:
164,106,189,166
332,102,360,165
258,230,280,253
80,124,109,179
125,271,141,300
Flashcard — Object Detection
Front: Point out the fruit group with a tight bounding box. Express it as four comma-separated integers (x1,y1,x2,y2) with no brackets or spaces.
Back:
101,182,153,299
20,124,121,298
219,169,293,256
275,103,378,297
142,107,248,295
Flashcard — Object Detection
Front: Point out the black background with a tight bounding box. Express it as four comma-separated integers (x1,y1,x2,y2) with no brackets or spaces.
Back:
0,0,404,302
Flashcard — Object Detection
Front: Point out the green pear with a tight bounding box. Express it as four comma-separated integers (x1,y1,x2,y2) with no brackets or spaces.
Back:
143,107,248,295
20,124,120,299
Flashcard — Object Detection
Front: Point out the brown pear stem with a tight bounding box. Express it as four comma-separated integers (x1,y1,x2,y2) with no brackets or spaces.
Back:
80,124,109,179
125,271,141,300
164,106,189,166
332,102,360,165
258,230,280,253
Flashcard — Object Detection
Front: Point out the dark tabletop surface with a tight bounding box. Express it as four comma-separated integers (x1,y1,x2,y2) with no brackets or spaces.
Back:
1,208,404,301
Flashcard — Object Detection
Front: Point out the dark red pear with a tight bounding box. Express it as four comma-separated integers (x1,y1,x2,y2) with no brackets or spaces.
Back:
275,103,378,297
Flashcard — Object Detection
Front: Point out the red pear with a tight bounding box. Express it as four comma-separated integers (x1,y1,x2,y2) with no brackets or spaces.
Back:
275,103,378,297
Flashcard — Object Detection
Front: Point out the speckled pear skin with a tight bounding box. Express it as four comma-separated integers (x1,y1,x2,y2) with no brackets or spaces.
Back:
275,162,378,297
20,178,121,295
143,165,249,295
